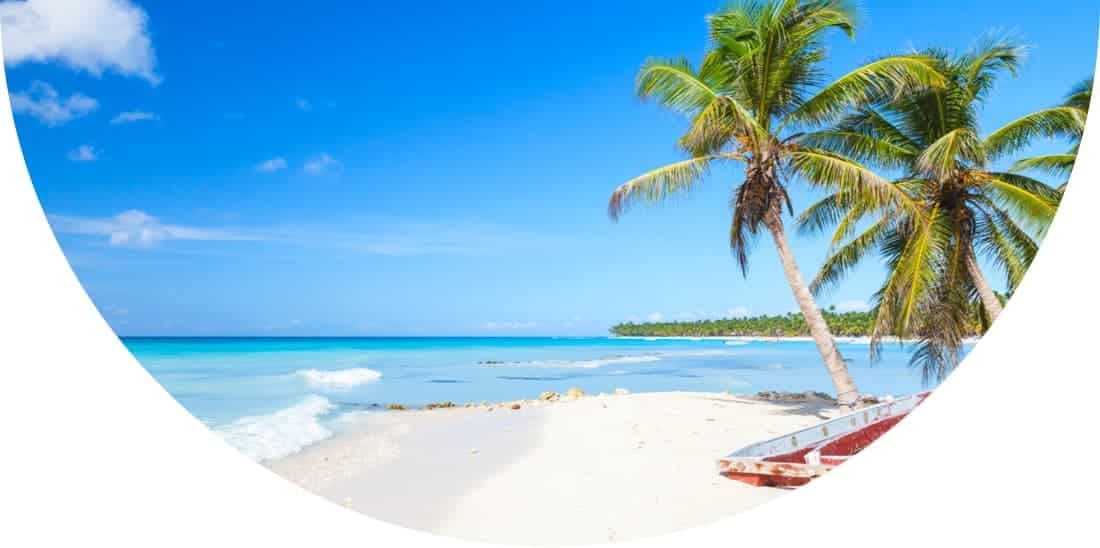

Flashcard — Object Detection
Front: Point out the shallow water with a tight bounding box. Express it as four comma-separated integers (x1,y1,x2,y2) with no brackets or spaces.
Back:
124,336,962,461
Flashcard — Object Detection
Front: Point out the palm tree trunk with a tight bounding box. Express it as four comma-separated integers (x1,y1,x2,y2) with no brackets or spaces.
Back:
764,211,861,408
964,248,1003,321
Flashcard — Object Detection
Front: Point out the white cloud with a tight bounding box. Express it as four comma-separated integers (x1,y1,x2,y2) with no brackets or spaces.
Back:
646,312,665,322
303,153,340,175
48,209,254,248
726,306,751,318
319,223,553,257
10,81,97,126
110,110,157,124
834,300,870,313
67,145,98,162
49,214,560,257
255,157,288,173
481,321,538,330
296,98,312,111
0,0,159,83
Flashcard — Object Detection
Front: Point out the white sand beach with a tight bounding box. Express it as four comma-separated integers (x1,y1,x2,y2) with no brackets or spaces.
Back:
268,391,841,545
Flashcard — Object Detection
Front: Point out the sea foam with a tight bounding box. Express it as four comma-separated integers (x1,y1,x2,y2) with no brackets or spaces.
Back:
480,349,741,369
216,395,336,462
496,355,663,369
296,367,383,389
660,349,739,357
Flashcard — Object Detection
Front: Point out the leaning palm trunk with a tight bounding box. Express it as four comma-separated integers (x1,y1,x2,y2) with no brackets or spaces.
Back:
609,0,948,403
964,248,1003,321
765,209,860,407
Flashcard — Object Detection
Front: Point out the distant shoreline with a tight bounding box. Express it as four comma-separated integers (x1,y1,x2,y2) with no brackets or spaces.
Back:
608,311,987,340
613,335,981,344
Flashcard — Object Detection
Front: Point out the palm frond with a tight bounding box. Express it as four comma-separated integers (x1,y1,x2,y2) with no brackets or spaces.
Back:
874,206,950,339
636,57,721,116
973,206,1034,292
983,173,1061,231
907,278,970,384
916,128,986,179
985,106,1086,160
789,149,916,212
796,191,854,236
787,55,946,126
1064,78,1093,110
1010,154,1078,178
810,217,891,295
962,34,1026,101
679,95,764,155
609,155,741,220
785,0,858,40
840,108,921,150
799,128,917,169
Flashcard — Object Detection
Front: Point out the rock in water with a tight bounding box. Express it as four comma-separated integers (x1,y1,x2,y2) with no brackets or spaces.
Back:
614,388,630,396
539,391,560,402
510,403,521,410
566,387,585,398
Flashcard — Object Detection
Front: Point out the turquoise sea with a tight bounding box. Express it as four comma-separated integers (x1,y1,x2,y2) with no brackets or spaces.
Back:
123,336,960,461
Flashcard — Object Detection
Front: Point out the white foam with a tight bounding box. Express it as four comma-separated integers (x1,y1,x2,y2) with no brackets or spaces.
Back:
484,355,662,369
216,395,336,462
480,349,741,369
296,367,382,389
578,355,662,368
660,349,739,357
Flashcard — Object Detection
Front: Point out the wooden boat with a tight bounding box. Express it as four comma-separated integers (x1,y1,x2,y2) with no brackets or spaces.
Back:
717,392,931,487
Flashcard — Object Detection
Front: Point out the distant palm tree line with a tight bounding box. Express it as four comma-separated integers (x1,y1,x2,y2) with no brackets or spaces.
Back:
609,308,985,339
607,0,1090,402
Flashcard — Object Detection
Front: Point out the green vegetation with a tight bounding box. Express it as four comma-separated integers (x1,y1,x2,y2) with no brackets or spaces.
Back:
610,310,983,338
1008,78,1092,191
606,0,945,405
609,0,1088,394
800,38,1070,382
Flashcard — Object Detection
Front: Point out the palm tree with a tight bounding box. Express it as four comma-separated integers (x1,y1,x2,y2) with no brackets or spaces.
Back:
1005,78,1092,190
607,0,945,406
798,37,1062,382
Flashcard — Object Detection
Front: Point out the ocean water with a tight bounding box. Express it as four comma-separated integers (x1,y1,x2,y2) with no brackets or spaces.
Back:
123,336,962,461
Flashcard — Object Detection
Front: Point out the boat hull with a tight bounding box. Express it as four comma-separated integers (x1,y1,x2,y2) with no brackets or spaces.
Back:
718,392,930,487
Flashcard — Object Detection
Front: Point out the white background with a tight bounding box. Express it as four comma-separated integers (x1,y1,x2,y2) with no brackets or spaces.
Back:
1,30,1098,548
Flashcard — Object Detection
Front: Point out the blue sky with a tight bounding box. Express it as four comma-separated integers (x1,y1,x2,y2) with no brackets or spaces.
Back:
4,0,1096,336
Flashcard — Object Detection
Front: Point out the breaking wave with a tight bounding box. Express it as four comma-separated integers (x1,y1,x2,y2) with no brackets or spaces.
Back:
479,349,739,369
216,395,337,462
296,367,383,389
660,349,739,357
482,355,662,369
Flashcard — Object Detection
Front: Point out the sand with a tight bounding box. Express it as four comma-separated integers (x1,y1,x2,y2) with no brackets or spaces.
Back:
268,392,840,545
